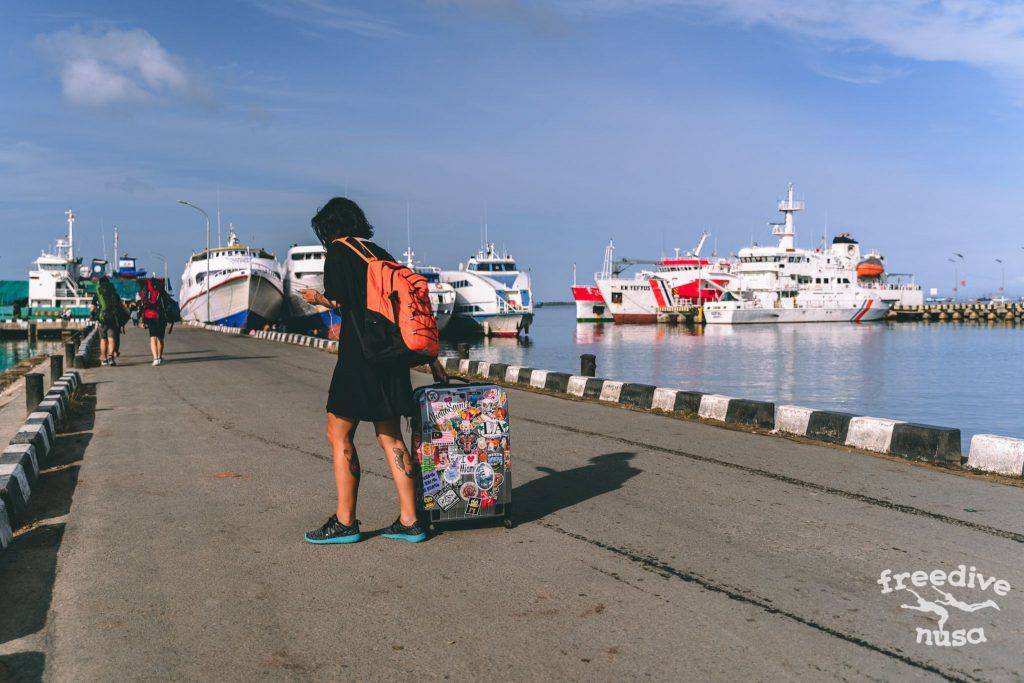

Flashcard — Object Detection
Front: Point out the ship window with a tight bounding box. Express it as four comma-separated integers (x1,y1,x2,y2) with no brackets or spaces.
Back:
815,278,821,284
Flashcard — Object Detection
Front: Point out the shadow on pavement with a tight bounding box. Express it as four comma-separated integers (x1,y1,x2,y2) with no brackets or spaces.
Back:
159,354,274,365
0,651,45,682
0,382,96,670
512,451,642,525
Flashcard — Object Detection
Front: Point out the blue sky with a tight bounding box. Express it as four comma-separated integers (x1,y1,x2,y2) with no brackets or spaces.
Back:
2,0,1024,299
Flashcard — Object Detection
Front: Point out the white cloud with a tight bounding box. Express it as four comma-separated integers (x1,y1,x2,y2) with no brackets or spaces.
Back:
36,27,192,106
554,1,1024,87
250,0,404,38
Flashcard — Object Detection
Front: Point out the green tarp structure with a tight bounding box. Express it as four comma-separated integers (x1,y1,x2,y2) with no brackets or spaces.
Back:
0,280,28,306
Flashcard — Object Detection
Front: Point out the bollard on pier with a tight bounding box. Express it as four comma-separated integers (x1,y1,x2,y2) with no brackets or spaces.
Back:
25,372,44,416
580,353,596,377
456,343,470,360
65,340,76,369
50,354,63,382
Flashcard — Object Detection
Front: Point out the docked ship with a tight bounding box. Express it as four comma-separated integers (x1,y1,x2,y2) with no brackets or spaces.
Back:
440,243,533,337
28,210,93,315
571,241,614,323
403,248,456,332
282,244,340,339
703,184,889,324
180,226,284,329
595,232,733,323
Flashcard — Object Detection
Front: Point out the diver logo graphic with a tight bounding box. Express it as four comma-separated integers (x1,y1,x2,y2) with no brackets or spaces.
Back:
878,566,1010,647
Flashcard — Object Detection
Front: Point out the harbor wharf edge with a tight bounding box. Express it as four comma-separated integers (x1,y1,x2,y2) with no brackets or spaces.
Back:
1,325,1023,680
198,320,1024,477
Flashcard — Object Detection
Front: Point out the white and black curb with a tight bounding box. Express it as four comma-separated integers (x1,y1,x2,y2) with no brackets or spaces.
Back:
438,356,971,468
441,357,776,431
0,369,80,549
967,435,1024,476
774,405,961,465
186,321,339,354
74,324,99,368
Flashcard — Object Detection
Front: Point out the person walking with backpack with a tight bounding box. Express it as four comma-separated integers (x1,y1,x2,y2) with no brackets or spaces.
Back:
92,276,126,367
301,197,447,545
139,278,172,366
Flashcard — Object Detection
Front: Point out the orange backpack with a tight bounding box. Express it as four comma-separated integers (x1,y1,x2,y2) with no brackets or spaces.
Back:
335,237,439,364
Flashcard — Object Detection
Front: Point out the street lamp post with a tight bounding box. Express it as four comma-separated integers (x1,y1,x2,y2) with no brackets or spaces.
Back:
177,200,211,323
947,258,957,299
995,258,1004,295
150,251,168,283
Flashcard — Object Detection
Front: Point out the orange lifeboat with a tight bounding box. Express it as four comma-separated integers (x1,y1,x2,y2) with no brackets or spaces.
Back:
857,257,885,279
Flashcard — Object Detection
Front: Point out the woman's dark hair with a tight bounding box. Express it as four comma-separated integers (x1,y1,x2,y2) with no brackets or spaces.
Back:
311,197,374,245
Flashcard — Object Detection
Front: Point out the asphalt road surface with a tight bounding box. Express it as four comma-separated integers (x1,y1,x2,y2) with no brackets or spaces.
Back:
1,326,1022,681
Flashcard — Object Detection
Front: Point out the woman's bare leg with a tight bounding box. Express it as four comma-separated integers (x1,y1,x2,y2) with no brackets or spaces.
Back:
327,413,360,525
374,418,417,526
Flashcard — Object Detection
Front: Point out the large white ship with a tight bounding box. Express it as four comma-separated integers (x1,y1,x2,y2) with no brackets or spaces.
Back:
28,210,93,313
282,244,341,339
180,226,284,330
440,243,533,337
595,233,733,323
703,184,889,324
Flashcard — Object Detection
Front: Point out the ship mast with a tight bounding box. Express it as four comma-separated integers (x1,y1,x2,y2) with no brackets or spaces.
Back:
771,183,804,252
65,209,76,262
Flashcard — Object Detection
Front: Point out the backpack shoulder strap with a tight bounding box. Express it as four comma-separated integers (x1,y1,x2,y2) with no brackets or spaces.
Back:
333,237,377,264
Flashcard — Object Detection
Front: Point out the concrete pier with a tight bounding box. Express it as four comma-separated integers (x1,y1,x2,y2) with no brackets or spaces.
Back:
887,301,1024,322
1,327,1023,680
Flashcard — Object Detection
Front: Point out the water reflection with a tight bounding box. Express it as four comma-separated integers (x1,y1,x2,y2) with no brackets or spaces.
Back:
440,307,1024,442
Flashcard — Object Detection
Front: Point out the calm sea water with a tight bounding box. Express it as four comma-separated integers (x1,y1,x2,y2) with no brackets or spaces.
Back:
440,305,1024,445
0,339,64,375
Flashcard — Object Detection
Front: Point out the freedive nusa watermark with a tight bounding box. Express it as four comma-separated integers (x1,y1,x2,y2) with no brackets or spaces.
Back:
878,565,1010,647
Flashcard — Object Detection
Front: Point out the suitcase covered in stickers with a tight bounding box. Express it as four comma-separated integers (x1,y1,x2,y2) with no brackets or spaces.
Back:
411,381,512,528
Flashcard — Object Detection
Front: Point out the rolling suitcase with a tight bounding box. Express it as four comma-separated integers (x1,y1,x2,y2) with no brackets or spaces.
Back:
411,381,513,529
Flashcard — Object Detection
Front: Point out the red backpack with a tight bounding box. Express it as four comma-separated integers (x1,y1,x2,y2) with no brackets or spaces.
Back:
335,237,439,365
142,280,162,320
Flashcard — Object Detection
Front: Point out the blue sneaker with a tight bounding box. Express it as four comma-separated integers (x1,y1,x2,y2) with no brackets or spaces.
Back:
304,515,361,544
381,517,428,543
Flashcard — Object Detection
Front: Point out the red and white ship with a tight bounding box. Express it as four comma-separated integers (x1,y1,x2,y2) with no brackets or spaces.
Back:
595,232,733,323
571,241,616,322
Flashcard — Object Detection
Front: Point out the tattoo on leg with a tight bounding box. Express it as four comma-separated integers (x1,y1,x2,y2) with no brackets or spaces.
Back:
392,446,414,478
342,448,361,478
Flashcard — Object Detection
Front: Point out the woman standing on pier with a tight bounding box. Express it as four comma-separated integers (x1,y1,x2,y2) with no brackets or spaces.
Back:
301,197,446,545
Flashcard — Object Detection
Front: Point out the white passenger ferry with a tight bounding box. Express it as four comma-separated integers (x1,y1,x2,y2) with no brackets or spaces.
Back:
282,244,340,339
180,226,284,330
440,244,533,337
703,185,889,324
28,210,93,312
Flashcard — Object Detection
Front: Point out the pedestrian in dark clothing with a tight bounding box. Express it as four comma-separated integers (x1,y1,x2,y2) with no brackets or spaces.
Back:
139,278,171,366
302,197,447,545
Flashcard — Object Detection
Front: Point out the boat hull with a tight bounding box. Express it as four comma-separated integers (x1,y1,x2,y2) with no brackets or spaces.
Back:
703,300,888,324
571,285,612,322
182,272,284,330
445,313,532,338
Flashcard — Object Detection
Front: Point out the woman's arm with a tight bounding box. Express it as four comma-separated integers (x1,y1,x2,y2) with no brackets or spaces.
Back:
300,289,337,309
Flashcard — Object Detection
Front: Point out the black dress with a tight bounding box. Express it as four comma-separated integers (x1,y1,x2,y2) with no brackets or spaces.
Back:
324,239,414,421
